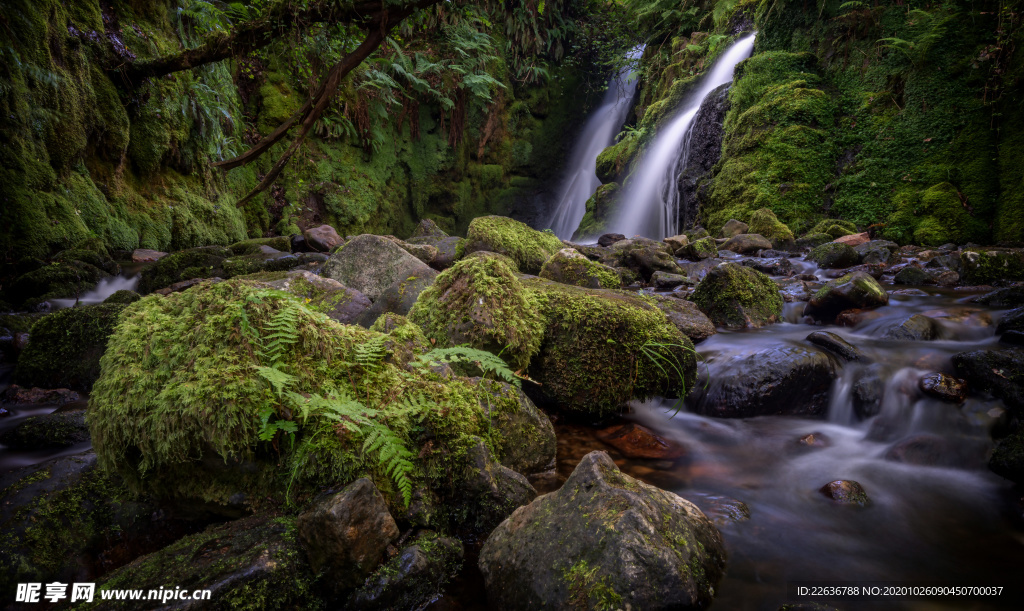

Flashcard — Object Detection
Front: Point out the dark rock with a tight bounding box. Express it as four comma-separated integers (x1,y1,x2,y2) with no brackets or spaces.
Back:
989,429,1024,485
807,242,860,269
918,373,967,402
852,366,884,418
677,84,730,229
884,434,955,466
691,263,783,328
652,271,688,289
651,295,717,343
952,348,1024,411
925,253,962,272
689,345,838,418
806,331,868,362
742,257,795,277
959,250,1024,285
996,307,1024,334
472,379,557,475
697,495,751,527
137,246,230,294
459,438,537,531
228,236,292,255
1,385,80,405
297,478,400,593
893,265,933,285
0,408,89,449
854,240,899,266
411,218,449,239
152,277,219,295
322,234,436,301
722,233,772,254
304,223,344,252
804,272,888,323
596,422,687,459
881,314,940,341
1001,330,1024,346
478,451,726,611
776,277,813,302
971,285,1024,308
720,219,749,238
597,233,627,247
931,270,960,286
406,235,461,270
348,532,464,610
356,271,438,327
819,480,869,506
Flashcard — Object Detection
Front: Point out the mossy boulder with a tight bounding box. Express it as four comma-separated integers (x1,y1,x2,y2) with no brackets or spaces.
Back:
6,260,109,307
88,279,533,514
807,219,858,239
256,270,371,325
959,250,1024,285
408,255,544,371
356,271,439,328
411,218,449,239
14,303,126,391
523,277,697,416
680,236,719,261
105,289,141,305
691,263,783,328
457,437,538,532
807,242,860,269
748,208,795,248
322,234,436,301
603,238,684,281
137,246,231,294
722,233,773,254
472,378,556,475
348,531,464,610
539,248,621,289
804,272,889,322
795,233,833,249
479,451,726,611
0,409,89,449
461,216,564,274
85,514,318,610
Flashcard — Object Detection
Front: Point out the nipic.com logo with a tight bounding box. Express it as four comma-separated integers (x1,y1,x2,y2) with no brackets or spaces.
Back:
15,582,213,604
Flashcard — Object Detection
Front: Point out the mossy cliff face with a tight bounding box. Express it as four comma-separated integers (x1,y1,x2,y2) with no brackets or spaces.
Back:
0,0,592,262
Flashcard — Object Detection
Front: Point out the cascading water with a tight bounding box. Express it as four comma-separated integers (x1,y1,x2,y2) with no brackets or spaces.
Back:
546,48,642,240
608,33,755,240
49,274,140,309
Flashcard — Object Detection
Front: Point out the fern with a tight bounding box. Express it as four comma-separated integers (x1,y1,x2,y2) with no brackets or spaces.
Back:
263,300,301,366
354,334,387,372
413,346,522,387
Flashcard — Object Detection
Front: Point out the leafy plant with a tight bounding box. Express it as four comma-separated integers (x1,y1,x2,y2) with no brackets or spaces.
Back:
637,340,706,415
412,345,523,388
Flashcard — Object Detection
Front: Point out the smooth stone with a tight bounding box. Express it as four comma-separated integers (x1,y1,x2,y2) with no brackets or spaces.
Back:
819,480,869,506
806,331,868,362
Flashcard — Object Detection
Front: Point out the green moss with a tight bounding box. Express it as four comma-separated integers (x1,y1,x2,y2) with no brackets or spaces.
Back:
539,250,622,289
959,249,1024,285
462,215,565,274
884,182,988,246
807,241,860,269
691,262,783,328
408,255,544,370
564,559,623,611
229,237,292,255
747,207,795,247
574,183,621,240
137,246,231,293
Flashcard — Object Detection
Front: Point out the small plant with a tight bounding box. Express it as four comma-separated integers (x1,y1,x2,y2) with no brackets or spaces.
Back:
637,340,708,415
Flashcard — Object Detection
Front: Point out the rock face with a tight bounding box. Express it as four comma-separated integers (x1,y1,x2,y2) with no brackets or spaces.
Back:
479,451,726,611
807,242,860,269
803,272,888,323
461,215,565,274
297,478,400,593
322,234,436,301
677,82,730,229
689,345,838,417
539,248,621,289
691,263,783,328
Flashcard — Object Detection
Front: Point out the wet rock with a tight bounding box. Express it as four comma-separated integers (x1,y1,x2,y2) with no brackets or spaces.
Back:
833,232,870,246
322,234,436,301
952,348,1024,411
152,277,221,295
971,285,1024,308
604,237,683,281
137,245,231,293
664,234,689,253
462,216,564,274
348,532,464,610
0,408,89,449
460,438,538,531
356,271,438,327
652,271,688,289
932,270,960,286
596,422,687,459
540,248,621,289
989,429,1024,485
697,495,751,527
131,248,167,262
852,366,884,418
478,451,726,611
796,432,830,448
884,434,955,467
689,345,838,418
1001,330,1024,346
13,303,126,391
228,236,292,255
722,233,773,254
651,295,717,343
776,277,813,303
304,223,344,252
881,314,940,341
260,270,372,325
680,236,719,261
925,253,962,272
918,373,967,402
406,234,461,270
959,250,1024,285
743,257,795,276
472,379,557,475
692,263,783,328
807,242,860,269
804,272,888,323
893,265,933,285
996,307,1024,334
297,478,400,593
855,240,900,266
720,219,749,238
597,233,626,247
806,331,868,362
1,385,80,405
819,480,869,506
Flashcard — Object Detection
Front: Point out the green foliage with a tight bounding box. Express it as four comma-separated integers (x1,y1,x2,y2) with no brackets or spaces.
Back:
413,346,523,387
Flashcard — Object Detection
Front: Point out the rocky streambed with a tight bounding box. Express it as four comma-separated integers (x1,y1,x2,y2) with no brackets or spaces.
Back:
1,215,1023,609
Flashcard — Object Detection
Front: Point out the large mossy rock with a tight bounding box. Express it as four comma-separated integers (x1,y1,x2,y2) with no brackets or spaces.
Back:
539,248,621,289
87,279,550,514
256,269,371,325
748,208,795,248
959,249,1024,285
523,278,697,416
807,242,860,269
356,271,439,328
473,379,556,475
321,234,435,301
680,236,719,261
803,272,888,323
691,263,783,328
478,451,726,611
408,254,544,371
14,303,126,391
601,238,683,281
807,219,857,239
85,514,317,610
461,216,564,274
137,246,231,294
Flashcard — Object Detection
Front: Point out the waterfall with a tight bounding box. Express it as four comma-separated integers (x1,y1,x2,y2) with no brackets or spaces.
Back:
49,274,139,309
546,48,642,240
609,34,756,240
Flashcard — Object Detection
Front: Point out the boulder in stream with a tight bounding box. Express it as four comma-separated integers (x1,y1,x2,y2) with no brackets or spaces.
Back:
803,271,888,323
806,331,868,362
918,373,967,402
807,242,860,269
819,480,870,506
881,314,941,341
722,233,773,254
952,348,1024,411
720,219,748,238
540,248,621,289
651,295,717,343
691,263,783,328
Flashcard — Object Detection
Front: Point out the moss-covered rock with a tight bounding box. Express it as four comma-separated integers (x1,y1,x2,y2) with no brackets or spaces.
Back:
472,378,556,475
719,219,749,238
602,238,684,281
651,295,717,343
524,277,697,416
748,208,795,248
255,270,371,325
137,246,231,294
959,249,1024,285
321,234,436,301
228,236,292,255
0,409,89,449
804,272,889,323
574,183,621,241
691,263,783,328
807,219,858,239
105,289,141,305
461,216,564,274
14,303,126,390
6,260,109,307
795,233,833,249
348,531,464,611
539,248,621,289
356,271,439,328
680,236,719,261
807,242,860,269
721,233,773,254
478,451,726,611
408,255,544,371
